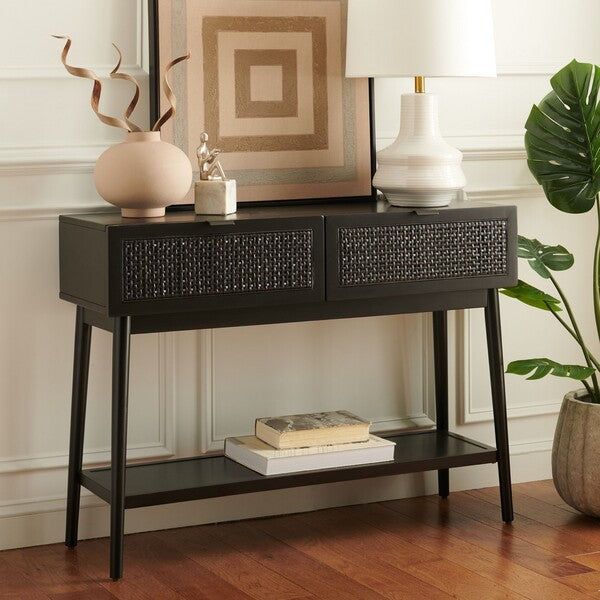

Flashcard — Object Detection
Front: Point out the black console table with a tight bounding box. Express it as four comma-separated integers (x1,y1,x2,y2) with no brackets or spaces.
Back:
59,199,517,580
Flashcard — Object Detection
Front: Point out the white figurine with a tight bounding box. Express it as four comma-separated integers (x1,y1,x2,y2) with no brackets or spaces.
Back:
194,132,237,215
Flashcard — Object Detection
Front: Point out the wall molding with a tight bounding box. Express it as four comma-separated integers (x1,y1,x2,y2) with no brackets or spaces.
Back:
0,202,113,223
0,64,555,81
463,148,526,162
0,333,176,474
510,439,553,455
1,134,528,180
377,133,526,162
197,315,436,453
466,186,544,202
0,144,109,176
0,492,105,521
198,329,216,454
1,1,146,82
456,310,562,425
0,66,146,81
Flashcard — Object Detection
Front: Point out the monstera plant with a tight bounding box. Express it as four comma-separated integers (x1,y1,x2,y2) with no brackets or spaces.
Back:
504,60,600,398
503,60,600,516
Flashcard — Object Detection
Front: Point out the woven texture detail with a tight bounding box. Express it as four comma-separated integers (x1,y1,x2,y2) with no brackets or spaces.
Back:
339,220,508,287
122,230,314,301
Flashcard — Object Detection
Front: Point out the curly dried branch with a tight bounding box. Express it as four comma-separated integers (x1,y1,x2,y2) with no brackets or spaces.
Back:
152,52,191,132
110,43,142,132
52,35,131,132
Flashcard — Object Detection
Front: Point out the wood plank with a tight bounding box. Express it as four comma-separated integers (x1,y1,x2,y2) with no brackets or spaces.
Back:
558,571,600,597
57,537,181,600
346,502,593,600
570,552,600,571
385,496,593,579
471,485,585,526
0,554,51,600
1,544,117,599
468,486,600,549
438,490,596,555
201,519,383,600
255,511,457,599
295,507,526,600
515,480,580,514
68,533,249,600
154,525,315,600
7,480,600,599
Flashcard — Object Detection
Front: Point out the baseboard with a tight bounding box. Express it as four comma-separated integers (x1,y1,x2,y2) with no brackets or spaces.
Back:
0,449,552,551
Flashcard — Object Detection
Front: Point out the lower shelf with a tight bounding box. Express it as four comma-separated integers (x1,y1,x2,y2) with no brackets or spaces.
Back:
80,430,497,509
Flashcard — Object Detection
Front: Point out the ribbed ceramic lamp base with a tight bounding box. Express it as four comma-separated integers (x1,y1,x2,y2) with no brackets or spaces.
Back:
384,190,459,208
374,93,466,208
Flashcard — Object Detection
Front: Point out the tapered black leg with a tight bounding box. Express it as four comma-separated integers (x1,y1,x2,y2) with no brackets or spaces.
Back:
484,289,514,523
433,311,449,499
110,316,131,580
65,306,92,548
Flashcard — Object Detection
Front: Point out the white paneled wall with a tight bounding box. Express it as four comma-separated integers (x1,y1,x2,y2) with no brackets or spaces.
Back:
1,0,598,549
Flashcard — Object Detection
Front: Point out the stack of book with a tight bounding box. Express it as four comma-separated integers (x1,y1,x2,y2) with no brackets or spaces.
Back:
224,410,396,476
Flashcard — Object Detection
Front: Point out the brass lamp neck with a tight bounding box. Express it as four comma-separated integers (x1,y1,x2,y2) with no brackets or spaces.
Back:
414,76,425,94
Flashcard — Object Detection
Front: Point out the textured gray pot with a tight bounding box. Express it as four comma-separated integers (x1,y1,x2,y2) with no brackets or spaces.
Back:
552,389,600,516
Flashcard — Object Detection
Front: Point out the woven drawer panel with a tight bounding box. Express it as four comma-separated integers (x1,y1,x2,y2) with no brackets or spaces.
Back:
122,230,314,301
338,220,508,287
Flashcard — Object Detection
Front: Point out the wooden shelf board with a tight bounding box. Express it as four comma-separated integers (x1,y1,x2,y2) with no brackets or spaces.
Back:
80,430,497,509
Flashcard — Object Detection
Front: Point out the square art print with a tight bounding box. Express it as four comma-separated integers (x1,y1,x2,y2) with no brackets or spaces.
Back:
150,0,375,204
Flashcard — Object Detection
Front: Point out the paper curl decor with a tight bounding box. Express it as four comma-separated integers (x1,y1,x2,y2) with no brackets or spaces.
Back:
52,35,190,133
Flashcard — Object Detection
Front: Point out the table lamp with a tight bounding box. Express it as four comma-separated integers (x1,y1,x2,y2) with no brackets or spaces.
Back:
346,0,497,207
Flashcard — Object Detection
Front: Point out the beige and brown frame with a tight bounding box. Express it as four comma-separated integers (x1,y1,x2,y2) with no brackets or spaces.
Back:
149,0,375,204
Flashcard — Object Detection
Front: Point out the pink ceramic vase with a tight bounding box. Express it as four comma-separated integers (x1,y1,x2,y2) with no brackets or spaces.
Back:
94,131,192,218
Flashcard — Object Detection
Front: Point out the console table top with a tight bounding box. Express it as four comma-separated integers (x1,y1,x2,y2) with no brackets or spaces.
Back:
60,198,499,230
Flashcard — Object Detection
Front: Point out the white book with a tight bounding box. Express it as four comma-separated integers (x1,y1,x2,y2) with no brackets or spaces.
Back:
225,434,395,476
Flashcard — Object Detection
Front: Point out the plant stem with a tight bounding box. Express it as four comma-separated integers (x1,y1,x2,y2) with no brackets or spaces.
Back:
547,305,600,371
594,196,600,343
548,273,600,401
582,379,593,397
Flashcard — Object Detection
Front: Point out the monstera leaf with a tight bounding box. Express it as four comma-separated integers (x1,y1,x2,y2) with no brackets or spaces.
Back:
525,60,600,213
517,236,574,278
500,280,562,311
507,358,595,381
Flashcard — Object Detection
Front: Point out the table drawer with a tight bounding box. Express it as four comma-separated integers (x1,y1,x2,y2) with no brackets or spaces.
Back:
326,207,517,300
107,218,324,315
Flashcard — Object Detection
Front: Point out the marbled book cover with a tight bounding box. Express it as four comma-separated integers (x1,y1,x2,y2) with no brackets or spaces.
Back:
257,410,369,433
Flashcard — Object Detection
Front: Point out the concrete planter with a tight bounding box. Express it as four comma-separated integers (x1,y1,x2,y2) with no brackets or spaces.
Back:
552,389,600,517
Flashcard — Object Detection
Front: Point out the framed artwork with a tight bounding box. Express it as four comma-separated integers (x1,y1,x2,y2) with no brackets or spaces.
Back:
148,0,376,205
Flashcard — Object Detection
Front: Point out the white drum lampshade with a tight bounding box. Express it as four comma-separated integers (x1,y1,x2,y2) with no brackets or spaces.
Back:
346,0,497,207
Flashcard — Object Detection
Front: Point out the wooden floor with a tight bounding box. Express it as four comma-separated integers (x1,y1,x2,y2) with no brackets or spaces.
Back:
3,480,600,599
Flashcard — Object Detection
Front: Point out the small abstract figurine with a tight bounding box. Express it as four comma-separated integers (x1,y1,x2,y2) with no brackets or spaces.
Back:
194,132,237,215
197,133,226,181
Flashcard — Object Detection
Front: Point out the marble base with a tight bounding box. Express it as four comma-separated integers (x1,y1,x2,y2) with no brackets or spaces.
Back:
195,179,237,215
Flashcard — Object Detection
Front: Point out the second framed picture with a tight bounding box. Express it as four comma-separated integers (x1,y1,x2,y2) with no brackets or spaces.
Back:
149,0,375,205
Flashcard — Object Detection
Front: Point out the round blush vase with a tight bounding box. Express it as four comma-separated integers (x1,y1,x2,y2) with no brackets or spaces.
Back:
94,131,192,218
552,389,600,516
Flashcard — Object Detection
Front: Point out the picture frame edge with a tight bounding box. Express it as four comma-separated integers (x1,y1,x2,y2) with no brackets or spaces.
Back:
146,0,378,208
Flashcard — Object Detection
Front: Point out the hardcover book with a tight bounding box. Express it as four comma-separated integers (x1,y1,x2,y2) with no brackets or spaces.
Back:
255,410,370,449
225,434,395,476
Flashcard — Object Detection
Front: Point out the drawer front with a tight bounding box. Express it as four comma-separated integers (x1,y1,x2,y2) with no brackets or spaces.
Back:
327,208,517,300
109,218,324,315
